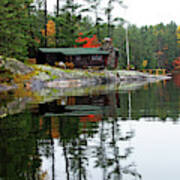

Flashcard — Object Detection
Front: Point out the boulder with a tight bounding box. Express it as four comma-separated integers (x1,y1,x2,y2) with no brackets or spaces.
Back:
0,56,34,75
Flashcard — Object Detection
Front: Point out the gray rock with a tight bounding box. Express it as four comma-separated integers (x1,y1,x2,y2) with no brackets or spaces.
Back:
2,57,33,75
30,79,45,91
0,84,17,92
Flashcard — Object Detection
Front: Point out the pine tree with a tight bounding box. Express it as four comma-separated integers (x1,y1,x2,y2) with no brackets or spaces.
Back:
105,0,123,38
55,0,89,47
84,0,103,41
0,0,33,60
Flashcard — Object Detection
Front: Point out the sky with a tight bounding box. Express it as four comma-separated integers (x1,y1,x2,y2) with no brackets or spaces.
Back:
47,0,180,27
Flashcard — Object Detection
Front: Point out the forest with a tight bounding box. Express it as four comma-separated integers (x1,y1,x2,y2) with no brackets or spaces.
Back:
0,0,180,70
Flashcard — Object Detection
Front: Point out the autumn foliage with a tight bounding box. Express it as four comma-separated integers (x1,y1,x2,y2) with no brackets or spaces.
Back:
41,20,56,46
172,57,180,70
65,62,75,69
80,115,102,123
41,20,56,36
176,26,180,45
75,33,101,48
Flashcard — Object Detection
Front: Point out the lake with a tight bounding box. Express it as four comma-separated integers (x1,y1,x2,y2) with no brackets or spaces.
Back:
0,74,180,180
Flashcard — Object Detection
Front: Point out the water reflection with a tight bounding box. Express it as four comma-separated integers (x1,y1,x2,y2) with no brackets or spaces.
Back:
0,112,41,179
38,117,141,179
173,73,180,88
0,78,180,179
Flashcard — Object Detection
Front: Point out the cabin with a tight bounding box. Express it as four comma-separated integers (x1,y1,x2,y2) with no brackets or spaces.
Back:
37,48,109,69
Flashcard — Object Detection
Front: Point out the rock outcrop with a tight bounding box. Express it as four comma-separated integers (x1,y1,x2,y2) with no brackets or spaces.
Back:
0,56,33,75
0,56,171,93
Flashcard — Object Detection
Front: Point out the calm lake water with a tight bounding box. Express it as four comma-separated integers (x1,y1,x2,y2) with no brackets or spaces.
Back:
0,74,180,180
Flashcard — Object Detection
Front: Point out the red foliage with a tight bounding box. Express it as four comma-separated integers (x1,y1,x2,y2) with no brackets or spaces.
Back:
75,33,101,48
80,115,101,123
172,57,180,70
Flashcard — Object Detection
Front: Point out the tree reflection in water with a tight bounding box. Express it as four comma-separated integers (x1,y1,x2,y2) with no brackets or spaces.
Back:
38,91,141,180
0,79,180,179
0,112,42,179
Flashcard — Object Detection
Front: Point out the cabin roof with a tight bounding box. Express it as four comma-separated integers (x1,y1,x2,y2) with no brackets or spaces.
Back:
39,48,109,56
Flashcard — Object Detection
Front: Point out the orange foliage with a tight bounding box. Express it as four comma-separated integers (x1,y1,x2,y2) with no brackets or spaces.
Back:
41,20,56,46
75,33,101,48
65,62,74,69
41,20,56,36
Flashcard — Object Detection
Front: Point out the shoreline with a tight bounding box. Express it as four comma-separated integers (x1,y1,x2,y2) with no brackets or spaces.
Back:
0,58,173,118
0,57,172,93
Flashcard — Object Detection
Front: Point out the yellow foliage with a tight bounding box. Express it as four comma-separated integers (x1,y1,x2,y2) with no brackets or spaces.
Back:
13,71,37,83
177,26,180,32
177,42,180,46
177,33,180,39
142,60,148,68
14,88,34,98
176,26,180,44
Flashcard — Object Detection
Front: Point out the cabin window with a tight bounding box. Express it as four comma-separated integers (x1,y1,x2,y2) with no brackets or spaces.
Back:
76,56,81,61
92,55,102,61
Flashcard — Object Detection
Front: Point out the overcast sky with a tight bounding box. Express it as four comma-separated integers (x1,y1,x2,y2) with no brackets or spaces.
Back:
47,0,180,27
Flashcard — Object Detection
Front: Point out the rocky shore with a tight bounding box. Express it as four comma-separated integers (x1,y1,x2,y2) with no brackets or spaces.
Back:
0,57,171,93
0,57,172,118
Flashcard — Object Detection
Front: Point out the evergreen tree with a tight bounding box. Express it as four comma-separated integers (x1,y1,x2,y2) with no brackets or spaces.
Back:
85,0,103,41
0,0,33,60
113,22,179,70
54,0,89,47
105,0,123,38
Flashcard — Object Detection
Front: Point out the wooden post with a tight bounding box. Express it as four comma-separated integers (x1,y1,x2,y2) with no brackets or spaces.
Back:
56,0,59,47
44,0,47,47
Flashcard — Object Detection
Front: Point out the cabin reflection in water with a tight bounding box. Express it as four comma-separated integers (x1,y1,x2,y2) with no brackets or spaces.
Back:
35,93,140,180
38,95,111,140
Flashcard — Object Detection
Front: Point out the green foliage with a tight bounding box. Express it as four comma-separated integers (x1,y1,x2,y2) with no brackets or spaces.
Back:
84,0,103,40
0,112,41,179
54,0,92,47
0,0,179,70
113,22,179,70
105,0,123,37
0,0,34,61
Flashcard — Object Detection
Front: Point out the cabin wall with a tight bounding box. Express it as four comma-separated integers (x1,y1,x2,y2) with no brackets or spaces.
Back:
37,51,108,69
72,55,107,68
37,52,65,65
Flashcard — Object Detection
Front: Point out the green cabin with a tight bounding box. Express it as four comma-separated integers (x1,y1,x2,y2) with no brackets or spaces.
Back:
37,48,109,69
